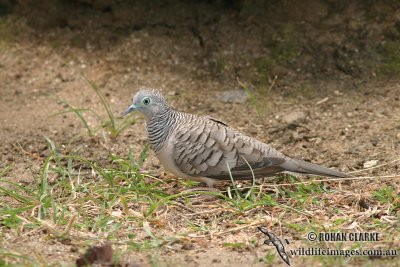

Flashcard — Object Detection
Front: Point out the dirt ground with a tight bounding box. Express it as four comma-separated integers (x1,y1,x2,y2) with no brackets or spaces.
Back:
1,1,400,266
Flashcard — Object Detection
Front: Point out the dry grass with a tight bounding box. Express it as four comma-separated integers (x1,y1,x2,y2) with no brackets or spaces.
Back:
1,143,399,266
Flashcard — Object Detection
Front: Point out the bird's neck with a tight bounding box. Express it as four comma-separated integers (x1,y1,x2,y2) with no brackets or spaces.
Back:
146,107,177,152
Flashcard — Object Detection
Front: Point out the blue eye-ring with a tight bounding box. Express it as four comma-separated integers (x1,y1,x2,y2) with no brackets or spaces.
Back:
143,97,151,105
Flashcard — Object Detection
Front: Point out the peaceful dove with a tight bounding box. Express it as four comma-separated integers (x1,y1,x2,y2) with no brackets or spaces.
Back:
122,89,350,187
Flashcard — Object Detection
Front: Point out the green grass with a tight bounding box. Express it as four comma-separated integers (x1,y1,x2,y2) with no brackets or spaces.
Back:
0,139,177,265
210,55,226,76
0,137,399,265
53,75,136,140
255,57,275,85
373,185,399,213
253,23,301,85
269,23,301,64
0,17,14,52
379,41,400,74
373,185,395,203
238,77,277,122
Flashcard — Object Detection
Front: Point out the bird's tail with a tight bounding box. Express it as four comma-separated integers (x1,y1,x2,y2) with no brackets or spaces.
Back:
283,158,351,178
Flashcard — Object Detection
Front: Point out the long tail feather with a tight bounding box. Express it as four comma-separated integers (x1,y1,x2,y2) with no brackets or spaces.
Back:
283,158,351,178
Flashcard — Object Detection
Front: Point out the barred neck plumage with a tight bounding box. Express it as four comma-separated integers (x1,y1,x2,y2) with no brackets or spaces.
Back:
146,107,178,152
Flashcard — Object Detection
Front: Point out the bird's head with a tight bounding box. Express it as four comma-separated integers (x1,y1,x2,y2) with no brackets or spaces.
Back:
122,89,168,121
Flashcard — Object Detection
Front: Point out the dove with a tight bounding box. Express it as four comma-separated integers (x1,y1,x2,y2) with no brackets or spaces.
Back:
122,89,350,187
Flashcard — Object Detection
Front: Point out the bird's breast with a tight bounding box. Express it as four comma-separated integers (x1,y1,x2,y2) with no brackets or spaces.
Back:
155,137,191,179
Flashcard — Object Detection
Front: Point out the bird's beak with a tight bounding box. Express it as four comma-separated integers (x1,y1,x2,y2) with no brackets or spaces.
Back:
121,104,137,116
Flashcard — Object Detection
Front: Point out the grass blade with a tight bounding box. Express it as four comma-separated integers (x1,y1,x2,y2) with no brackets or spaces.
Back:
82,75,115,133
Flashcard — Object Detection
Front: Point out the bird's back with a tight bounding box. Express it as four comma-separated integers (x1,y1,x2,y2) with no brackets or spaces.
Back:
164,111,290,180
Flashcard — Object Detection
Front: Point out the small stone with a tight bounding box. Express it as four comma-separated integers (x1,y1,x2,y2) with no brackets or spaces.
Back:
363,160,379,169
218,90,247,103
281,111,307,124
334,90,343,96
292,132,305,141
111,210,123,218
167,90,178,96
181,242,194,250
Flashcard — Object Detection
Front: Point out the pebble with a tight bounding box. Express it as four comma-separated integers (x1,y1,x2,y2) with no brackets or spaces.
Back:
218,90,247,103
363,160,379,168
314,137,322,145
281,111,307,124
334,90,343,96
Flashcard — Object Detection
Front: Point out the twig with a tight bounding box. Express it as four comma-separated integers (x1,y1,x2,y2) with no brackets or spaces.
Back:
189,218,271,238
316,97,330,105
235,174,400,190
263,175,400,187
186,208,226,216
13,143,43,160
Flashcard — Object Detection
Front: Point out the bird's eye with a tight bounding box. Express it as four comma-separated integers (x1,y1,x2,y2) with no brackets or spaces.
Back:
142,97,151,105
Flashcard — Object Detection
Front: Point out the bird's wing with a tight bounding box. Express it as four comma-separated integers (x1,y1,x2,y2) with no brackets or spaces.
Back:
172,117,286,180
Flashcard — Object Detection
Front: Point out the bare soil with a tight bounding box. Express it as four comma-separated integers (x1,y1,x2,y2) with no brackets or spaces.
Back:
1,1,399,266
